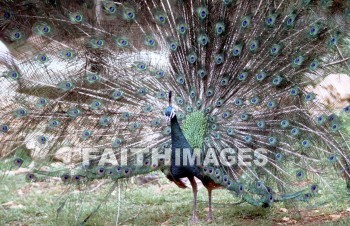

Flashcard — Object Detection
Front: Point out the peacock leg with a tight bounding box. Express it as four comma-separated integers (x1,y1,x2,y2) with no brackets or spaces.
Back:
188,176,199,224
207,188,213,222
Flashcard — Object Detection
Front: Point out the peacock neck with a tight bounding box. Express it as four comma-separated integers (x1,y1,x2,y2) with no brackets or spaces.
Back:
169,115,202,180
170,115,191,150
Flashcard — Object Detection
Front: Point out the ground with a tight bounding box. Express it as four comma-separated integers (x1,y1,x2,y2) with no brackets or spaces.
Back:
1,171,350,226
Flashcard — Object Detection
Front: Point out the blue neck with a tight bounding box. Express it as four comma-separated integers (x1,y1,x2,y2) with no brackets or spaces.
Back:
170,115,192,150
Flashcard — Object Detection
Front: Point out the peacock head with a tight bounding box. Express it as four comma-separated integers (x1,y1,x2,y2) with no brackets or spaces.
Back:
164,106,176,123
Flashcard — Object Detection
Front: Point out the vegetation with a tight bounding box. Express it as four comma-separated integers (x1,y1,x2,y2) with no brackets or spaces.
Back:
1,170,350,225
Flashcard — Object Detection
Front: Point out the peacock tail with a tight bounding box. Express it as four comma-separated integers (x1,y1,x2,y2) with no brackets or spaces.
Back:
1,0,350,223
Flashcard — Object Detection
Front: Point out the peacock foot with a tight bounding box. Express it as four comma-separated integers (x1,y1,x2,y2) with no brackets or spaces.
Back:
206,214,214,222
189,215,200,225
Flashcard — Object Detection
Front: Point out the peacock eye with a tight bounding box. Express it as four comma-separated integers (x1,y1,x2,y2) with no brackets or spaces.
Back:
257,181,262,188
96,40,103,45
345,106,350,113
14,158,23,166
26,173,35,181
265,187,274,194
235,98,243,106
275,153,282,160
4,11,10,19
302,140,309,147
268,194,273,201
156,70,165,78
109,6,116,13
311,184,318,192
216,99,223,107
1,124,9,132
330,37,335,43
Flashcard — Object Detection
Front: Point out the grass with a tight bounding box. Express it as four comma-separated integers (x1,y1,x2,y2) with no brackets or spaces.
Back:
1,171,350,226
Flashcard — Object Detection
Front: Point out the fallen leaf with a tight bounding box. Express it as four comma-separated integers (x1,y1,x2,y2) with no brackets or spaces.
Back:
279,208,288,213
282,217,290,222
204,207,214,212
2,201,24,209
329,214,341,220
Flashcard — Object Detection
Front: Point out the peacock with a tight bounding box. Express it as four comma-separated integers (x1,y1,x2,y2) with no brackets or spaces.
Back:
1,0,350,224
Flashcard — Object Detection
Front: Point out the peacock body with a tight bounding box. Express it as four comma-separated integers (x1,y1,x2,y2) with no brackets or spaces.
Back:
1,0,350,224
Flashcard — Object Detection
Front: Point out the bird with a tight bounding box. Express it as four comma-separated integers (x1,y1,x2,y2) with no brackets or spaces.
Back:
1,0,350,224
